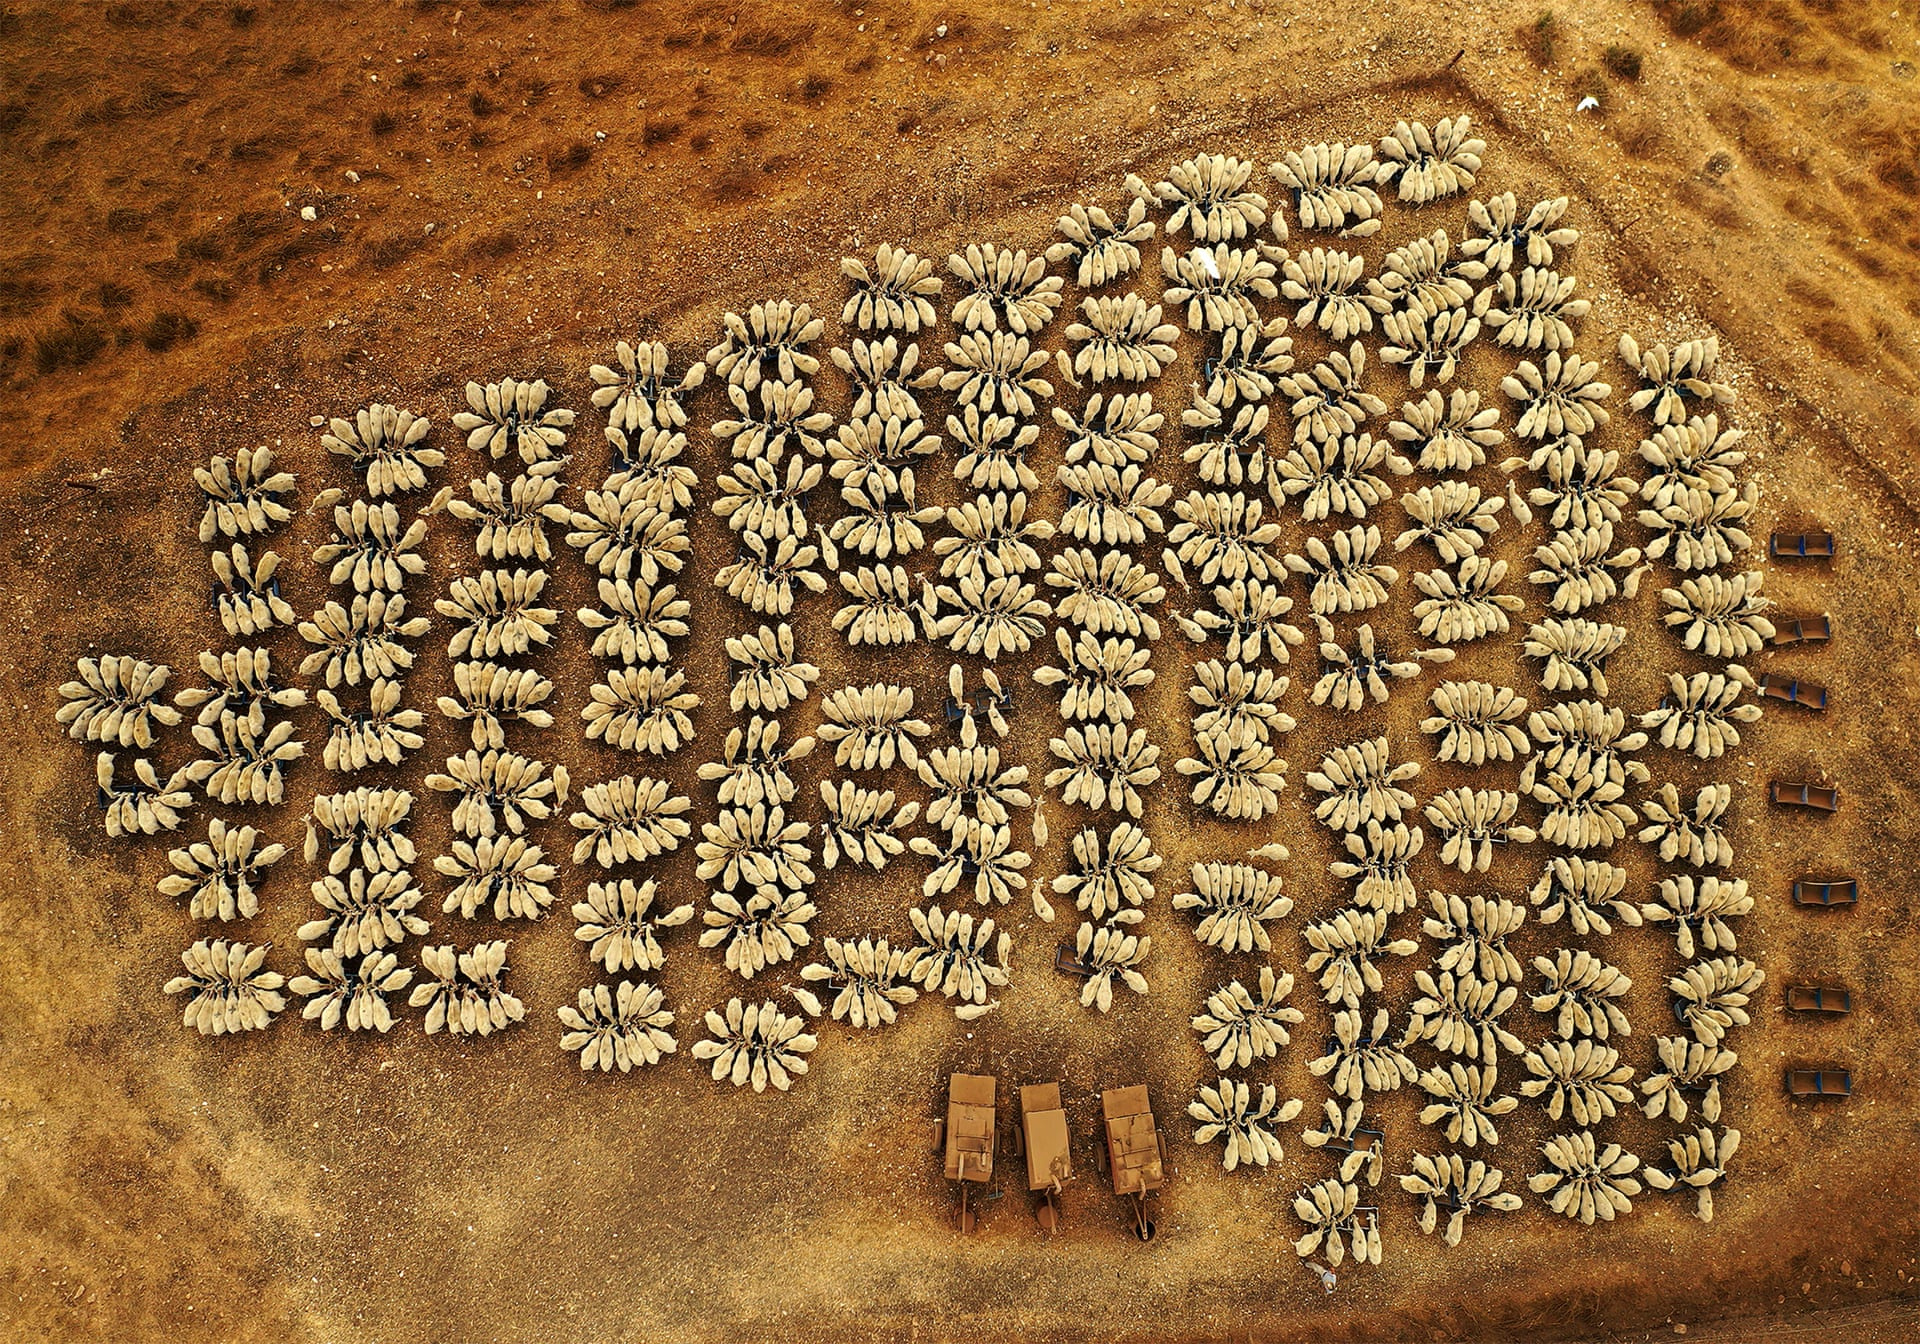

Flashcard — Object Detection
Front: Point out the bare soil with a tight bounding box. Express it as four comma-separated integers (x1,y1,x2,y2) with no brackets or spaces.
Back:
2,2,1918,1342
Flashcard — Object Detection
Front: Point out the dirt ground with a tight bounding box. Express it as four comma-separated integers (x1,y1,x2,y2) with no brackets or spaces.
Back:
3,1,1919,1341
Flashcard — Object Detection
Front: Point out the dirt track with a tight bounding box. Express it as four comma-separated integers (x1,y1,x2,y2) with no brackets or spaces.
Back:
3,2,1919,1342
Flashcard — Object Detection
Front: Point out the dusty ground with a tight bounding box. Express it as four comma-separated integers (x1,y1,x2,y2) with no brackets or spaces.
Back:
3,1,1919,1341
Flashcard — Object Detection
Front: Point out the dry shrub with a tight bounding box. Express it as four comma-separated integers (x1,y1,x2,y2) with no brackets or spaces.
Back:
643,120,682,146
365,233,427,269
731,26,811,56
579,73,625,99
139,311,197,353
1520,11,1558,66
547,141,594,173
33,316,108,374
1603,45,1643,79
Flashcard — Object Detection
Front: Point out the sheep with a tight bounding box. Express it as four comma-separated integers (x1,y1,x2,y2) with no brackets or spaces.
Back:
183,709,304,806
1056,460,1171,546
831,336,943,421
445,463,564,563
322,404,440,497
930,571,1050,658
1639,414,1748,507
315,679,425,772
297,866,429,956
1161,243,1278,331
1639,480,1757,571
1191,1077,1302,1172
1143,155,1269,242
1644,1126,1740,1224
1294,1178,1382,1266
1423,892,1529,984
908,904,1011,1017
705,301,825,390
1531,949,1633,1040
1172,861,1295,953
1525,700,1649,789
425,748,567,840
1053,391,1164,468
934,490,1053,585
1670,956,1765,1045
314,499,429,595
1377,116,1485,203
1270,142,1383,237
827,412,940,499
1502,351,1611,440
579,667,698,756
713,378,834,464
1396,482,1504,562
435,662,556,751
947,404,1042,493
1312,620,1452,710
1301,1099,1386,1186
1379,306,1480,388
1521,1038,1635,1125
1304,906,1419,1008
1424,787,1536,873
1175,727,1290,822
1476,267,1588,351
814,683,929,772
159,819,285,921
1422,681,1530,766
1528,1131,1641,1225
1387,388,1504,473
558,980,678,1072
209,544,297,637
1638,781,1734,867
1049,196,1158,286
453,378,575,463
1412,557,1523,645
1181,398,1275,487
572,579,690,668
1462,194,1578,272
567,775,692,868
1035,627,1155,723
589,339,706,433
947,244,1063,334
1275,342,1388,445
572,878,694,973
1051,822,1161,923
303,788,415,875
1046,547,1167,637
1177,578,1305,663
1640,666,1761,759
564,477,694,578
1071,920,1151,1012
1529,855,1642,938
1642,875,1752,959
174,648,306,726
1307,736,1420,832
1288,525,1399,615
725,623,818,714
1063,293,1181,383
1193,968,1305,1069
801,937,926,1028
59,656,180,748
1641,1035,1737,1124
1188,659,1294,745
1618,334,1734,426
911,820,1033,910
1401,1153,1522,1246
1273,433,1411,522
164,939,286,1035
601,425,699,507
700,881,818,980
690,997,817,1092
714,532,828,617
290,948,412,1032
195,445,297,542
1281,247,1371,340
1660,571,1774,657
1405,971,1526,1064
818,779,920,871
833,564,934,647
1530,758,1637,850
841,244,942,333
1510,440,1636,530
1310,1007,1418,1100
1044,724,1161,817
917,743,1031,837
410,940,525,1037
942,332,1055,420
1330,821,1425,915
436,568,558,659
1417,1062,1518,1147
1522,618,1628,697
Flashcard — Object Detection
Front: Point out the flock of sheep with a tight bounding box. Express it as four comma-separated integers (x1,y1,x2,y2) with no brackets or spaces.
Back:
56,113,1770,1253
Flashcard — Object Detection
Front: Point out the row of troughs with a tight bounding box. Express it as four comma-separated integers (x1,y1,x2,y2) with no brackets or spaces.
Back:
56,121,1793,1254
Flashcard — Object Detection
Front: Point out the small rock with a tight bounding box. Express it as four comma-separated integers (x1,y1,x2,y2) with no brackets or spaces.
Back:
935,22,947,37
344,169,361,183
300,205,318,221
